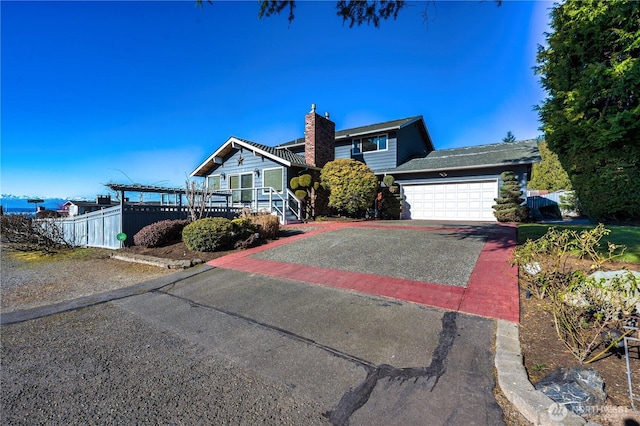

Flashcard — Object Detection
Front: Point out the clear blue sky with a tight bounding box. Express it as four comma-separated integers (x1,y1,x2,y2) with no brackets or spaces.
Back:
1,0,551,199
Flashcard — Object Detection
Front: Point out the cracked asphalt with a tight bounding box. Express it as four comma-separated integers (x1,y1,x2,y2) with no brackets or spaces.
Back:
2,265,504,425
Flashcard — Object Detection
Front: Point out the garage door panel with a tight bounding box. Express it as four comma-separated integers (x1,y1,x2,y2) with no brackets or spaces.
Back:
403,180,498,221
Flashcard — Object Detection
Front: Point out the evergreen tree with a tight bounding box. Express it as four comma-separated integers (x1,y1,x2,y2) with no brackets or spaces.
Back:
529,141,572,192
535,0,640,220
492,171,529,222
502,131,516,143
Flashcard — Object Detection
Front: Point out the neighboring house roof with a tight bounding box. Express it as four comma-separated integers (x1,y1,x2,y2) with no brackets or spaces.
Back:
276,115,431,149
191,136,311,177
63,200,119,208
383,139,540,174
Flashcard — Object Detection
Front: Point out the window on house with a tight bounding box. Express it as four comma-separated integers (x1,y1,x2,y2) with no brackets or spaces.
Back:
262,167,283,193
207,175,221,191
229,175,240,202
351,134,388,154
229,173,253,203
352,140,361,154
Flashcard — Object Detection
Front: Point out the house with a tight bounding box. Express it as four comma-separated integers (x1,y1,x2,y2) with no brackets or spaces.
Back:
190,104,540,222
62,196,120,217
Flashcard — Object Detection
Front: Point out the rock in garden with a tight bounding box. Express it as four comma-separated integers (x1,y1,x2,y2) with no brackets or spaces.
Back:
590,270,640,315
535,367,606,415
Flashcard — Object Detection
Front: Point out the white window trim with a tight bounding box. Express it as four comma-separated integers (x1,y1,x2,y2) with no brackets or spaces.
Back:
261,166,284,194
229,172,254,203
351,133,389,154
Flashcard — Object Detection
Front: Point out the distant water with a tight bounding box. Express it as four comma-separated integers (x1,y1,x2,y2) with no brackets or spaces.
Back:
3,207,37,214
0,197,67,214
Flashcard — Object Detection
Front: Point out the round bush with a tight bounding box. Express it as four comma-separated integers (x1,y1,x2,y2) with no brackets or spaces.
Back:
295,189,307,200
231,217,258,240
182,217,234,252
290,177,299,190
134,219,190,248
298,174,312,188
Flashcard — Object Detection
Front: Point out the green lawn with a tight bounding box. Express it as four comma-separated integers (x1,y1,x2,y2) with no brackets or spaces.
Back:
517,223,640,264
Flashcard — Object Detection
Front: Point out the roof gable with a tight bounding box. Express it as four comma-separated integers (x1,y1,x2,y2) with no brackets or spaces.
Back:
190,136,311,177
386,139,541,174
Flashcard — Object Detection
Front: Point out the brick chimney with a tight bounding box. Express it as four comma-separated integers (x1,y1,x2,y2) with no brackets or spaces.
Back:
304,104,335,168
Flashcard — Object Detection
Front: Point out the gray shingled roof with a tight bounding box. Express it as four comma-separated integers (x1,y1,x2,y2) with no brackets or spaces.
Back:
233,137,310,167
384,139,540,174
277,116,425,148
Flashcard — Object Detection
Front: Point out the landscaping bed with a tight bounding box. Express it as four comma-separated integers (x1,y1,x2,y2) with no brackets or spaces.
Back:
520,284,637,405
515,224,640,425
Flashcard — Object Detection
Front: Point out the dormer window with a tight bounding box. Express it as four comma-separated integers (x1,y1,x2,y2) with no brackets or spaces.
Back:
351,134,388,154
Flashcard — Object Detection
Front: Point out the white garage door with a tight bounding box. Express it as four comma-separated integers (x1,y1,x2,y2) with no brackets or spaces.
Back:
403,180,498,221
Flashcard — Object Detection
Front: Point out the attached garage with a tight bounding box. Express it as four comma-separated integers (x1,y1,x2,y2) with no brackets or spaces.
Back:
402,180,498,221
385,140,540,222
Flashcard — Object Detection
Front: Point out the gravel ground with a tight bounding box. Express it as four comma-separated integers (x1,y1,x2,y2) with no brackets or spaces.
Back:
252,227,486,286
0,246,173,313
0,303,329,425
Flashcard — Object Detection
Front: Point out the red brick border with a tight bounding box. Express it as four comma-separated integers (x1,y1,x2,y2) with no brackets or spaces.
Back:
208,222,519,323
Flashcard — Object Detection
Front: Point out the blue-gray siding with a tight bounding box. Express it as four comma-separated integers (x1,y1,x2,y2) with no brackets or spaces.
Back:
397,123,431,165
354,132,397,173
206,149,288,191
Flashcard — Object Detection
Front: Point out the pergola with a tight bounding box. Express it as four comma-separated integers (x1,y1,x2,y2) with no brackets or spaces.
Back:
104,183,232,206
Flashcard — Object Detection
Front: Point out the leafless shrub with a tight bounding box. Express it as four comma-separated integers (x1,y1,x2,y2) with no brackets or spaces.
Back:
1,214,70,253
185,178,214,222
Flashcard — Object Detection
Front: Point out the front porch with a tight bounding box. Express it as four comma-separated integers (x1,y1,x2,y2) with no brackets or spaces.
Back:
226,186,303,225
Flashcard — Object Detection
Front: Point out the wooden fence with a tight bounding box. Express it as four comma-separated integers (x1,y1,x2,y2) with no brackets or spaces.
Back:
46,204,242,249
526,190,578,219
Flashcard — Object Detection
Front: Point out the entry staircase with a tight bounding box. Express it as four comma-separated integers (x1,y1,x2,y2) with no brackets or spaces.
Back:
231,187,302,225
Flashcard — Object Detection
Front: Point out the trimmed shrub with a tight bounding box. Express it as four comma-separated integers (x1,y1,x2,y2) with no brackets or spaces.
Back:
492,171,529,222
182,217,234,252
134,219,190,248
231,217,258,240
248,213,280,239
320,159,378,216
383,174,395,187
295,189,308,200
379,187,401,219
298,173,312,188
290,177,299,190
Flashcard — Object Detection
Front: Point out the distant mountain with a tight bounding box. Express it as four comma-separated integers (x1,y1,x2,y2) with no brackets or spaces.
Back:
0,195,90,214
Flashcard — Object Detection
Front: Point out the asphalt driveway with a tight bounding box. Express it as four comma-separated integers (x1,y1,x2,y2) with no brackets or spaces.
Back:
252,226,486,286
1,221,513,425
